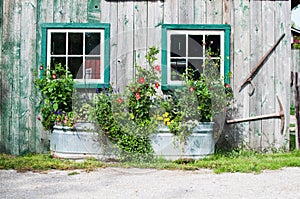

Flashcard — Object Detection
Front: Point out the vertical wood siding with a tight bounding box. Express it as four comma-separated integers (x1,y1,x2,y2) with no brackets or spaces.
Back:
0,0,292,154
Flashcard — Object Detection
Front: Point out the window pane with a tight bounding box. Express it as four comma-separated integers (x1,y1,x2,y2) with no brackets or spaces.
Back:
85,33,101,55
85,57,101,79
188,35,203,57
68,33,83,55
170,34,186,57
50,57,66,68
205,35,220,56
68,57,83,79
170,59,186,81
188,59,204,80
51,33,66,55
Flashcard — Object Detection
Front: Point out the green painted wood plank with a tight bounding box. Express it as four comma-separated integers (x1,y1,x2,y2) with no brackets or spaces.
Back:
1,0,22,155
88,0,101,23
0,0,3,152
19,0,38,154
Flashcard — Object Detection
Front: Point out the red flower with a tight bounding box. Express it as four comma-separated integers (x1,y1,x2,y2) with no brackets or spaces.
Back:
52,74,57,79
189,87,194,92
117,97,123,103
154,65,161,72
39,65,43,70
135,92,141,100
37,116,41,121
225,84,231,89
138,77,145,84
155,82,160,89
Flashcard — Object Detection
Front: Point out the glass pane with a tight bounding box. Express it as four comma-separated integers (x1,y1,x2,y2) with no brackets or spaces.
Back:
170,59,186,81
68,57,83,79
205,35,221,57
50,57,66,68
85,33,101,55
68,33,83,55
170,34,186,57
188,59,204,80
85,57,101,79
188,35,203,57
51,33,66,55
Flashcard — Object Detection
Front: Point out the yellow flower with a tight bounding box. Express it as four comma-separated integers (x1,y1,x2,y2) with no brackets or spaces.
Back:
157,116,164,121
163,112,169,118
164,118,170,122
167,121,171,126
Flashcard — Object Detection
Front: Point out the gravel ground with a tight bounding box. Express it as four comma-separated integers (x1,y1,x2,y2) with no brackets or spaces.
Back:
1,167,300,199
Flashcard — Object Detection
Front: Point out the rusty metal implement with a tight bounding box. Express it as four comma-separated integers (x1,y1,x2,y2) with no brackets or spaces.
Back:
238,33,285,95
226,96,285,134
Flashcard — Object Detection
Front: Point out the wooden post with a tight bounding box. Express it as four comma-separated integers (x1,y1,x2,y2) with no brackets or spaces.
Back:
294,72,300,149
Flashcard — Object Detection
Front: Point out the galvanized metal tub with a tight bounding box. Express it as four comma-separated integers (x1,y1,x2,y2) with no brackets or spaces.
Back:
50,122,114,160
150,122,214,160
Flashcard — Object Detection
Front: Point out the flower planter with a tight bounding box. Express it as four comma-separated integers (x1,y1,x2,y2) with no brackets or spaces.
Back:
150,122,214,160
50,122,114,160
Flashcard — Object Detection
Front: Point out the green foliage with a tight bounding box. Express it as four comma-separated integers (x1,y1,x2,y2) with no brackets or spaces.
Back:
34,63,76,130
293,35,300,49
90,47,161,162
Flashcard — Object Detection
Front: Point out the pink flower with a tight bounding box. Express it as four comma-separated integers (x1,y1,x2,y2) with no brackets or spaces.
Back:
154,65,161,72
39,65,43,70
52,74,56,79
225,84,231,89
154,82,160,89
63,120,67,124
189,87,194,92
135,92,141,100
117,97,123,103
138,77,145,84
37,116,41,121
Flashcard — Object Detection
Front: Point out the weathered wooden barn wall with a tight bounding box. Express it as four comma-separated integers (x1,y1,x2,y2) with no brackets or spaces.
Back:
0,0,291,154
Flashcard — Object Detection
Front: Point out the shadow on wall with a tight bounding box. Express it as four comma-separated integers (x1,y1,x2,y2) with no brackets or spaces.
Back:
215,107,244,152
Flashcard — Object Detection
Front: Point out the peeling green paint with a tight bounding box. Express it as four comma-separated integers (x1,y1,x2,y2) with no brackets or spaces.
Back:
155,21,163,28
124,15,129,25
134,5,139,11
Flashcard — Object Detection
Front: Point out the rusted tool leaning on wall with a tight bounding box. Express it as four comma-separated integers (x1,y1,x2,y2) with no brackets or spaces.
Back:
238,33,285,96
226,96,285,134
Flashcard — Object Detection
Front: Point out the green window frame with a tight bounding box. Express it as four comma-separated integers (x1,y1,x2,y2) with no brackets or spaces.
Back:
161,24,231,90
41,23,110,88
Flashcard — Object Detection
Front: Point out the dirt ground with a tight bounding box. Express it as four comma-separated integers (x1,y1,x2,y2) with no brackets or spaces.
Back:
1,167,300,199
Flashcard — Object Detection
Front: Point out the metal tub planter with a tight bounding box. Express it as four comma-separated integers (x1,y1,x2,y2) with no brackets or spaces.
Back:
150,122,214,160
50,122,114,160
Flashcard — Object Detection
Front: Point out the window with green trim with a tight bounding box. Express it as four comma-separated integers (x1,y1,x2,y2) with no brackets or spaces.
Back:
161,24,230,90
41,23,110,88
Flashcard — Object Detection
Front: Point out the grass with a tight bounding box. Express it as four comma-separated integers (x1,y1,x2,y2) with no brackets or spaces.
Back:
1,150,300,174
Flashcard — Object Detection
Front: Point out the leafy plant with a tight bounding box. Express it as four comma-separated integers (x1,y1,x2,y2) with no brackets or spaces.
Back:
35,63,76,130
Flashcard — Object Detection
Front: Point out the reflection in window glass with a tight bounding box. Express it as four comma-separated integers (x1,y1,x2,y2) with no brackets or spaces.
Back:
85,57,101,79
188,35,203,57
51,33,66,55
68,57,83,79
68,33,83,55
170,59,186,81
85,33,100,55
171,34,186,57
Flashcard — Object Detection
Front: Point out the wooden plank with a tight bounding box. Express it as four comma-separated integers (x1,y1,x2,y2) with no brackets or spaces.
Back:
1,0,22,154
248,0,263,150
232,0,251,148
70,0,88,23
178,0,194,24
163,0,178,24
88,0,101,23
274,0,291,149
53,0,72,22
206,0,223,24
0,0,3,152
133,1,148,70
259,0,275,150
147,0,163,68
117,1,134,91
194,0,207,24
19,0,37,154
